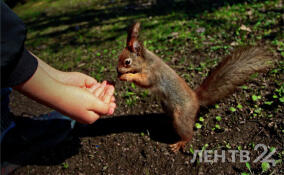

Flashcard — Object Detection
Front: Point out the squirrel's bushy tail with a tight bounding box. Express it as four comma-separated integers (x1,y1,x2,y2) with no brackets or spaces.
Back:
196,47,273,106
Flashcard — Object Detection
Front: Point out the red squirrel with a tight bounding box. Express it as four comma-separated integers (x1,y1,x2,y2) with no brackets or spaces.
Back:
117,22,273,152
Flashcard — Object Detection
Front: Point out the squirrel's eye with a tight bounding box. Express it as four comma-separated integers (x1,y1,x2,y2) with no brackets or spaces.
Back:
124,58,132,66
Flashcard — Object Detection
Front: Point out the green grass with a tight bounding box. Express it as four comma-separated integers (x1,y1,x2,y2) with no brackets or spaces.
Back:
13,1,282,72
13,0,283,112
14,0,283,62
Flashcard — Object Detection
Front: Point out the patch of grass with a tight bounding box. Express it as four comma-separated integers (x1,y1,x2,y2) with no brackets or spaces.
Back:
122,88,137,106
195,123,202,129
13,0,283,84
215,115,222,121
62,162,69,169
229,107,237,112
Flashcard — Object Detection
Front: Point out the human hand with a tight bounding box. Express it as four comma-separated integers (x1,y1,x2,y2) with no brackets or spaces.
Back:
15,65,116,124
60,71,97,88
32,52,97,88
87,80,116,115
58,72,116,115
22,52,116,123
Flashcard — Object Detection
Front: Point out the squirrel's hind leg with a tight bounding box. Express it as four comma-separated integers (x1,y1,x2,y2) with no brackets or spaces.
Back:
169,108,196,153
170,141,187,153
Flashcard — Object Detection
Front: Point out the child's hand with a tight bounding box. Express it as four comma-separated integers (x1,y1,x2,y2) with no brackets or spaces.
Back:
52,71,116,115
59,71,98,88
32,52,98,89
14,66,116,124
87,81,116,115
17,51,117,124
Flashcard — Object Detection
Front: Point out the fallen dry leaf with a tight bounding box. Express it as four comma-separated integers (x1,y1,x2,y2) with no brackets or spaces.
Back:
240,24,252,32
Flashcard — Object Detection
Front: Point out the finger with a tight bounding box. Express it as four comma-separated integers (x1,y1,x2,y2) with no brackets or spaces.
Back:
107,102,116,115
83,111,100,124
110,102,116,109
99,84,113,100
107,104,116,115
88,82,100,93
90,97,111,115
108,108,114,115
100,84,114,99
98,91,105,100
97,81,108,99
94,83,106,97
103,86,114,104
85,77,97,88
111,96,115,102
98,85,108,100
102,80,107,86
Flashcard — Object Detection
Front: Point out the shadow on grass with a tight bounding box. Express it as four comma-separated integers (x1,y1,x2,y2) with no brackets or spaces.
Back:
1,113,179,166
24,0,267,52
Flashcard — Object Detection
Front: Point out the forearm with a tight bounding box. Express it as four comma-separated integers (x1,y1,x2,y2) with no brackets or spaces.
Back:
13,66,110,124
29,51,66,81
29,51,97,88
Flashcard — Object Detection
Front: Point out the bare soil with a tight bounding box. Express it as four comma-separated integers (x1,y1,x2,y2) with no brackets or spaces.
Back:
6,62,284,175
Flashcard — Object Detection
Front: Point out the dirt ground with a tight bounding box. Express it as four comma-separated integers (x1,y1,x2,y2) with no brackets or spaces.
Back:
6,56,284,175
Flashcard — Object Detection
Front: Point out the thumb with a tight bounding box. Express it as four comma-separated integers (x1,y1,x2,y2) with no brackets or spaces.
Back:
85,76,97,88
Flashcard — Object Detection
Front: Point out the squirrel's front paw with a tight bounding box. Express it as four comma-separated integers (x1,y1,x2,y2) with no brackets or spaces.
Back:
119,73,135,82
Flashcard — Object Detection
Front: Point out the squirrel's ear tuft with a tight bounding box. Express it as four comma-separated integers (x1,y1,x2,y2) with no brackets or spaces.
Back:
127,22,140,41
127,22,143,55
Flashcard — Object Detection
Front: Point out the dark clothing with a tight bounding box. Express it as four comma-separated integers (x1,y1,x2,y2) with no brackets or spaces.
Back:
0,1,38,146
1,1,38,88
0,4,75,174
